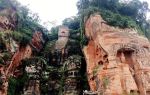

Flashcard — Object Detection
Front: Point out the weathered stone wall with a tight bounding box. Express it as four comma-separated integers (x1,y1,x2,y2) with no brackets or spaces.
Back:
31,31,45,51
63,55,82,95
54,26,69,65
83,13,150,95
0,7,18,95
0,30,45,95
0,8,17,31
48,26,83,95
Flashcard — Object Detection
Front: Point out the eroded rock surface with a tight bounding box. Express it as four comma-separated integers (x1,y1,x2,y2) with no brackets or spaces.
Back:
31,31,45,51
54,26,69,65
83,13,150,95
63,55,82,95
0,8,17,31
0,30,45,95
47,26,83,95
0,7,18,95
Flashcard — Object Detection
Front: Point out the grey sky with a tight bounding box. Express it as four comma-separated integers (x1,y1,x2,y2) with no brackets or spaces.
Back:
17,0,150,30
17,0,78,29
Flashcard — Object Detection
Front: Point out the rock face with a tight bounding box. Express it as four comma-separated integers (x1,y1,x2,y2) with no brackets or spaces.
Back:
23,80,40,95
46,26,70,95
0,30,44,95
31,31,45,51
0,8,17,31
6,45,32,75
0,6,18,95
6,31,45,77
48,26,83,95
54,26,69,65
23,58,44,95
83,13,150,95
63,55,82,95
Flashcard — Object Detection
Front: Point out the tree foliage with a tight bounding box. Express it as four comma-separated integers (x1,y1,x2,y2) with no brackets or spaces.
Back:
63,17,80,30
1,0,150,94
77,0,149,22
0,0,49,94
0,0,48,46
77,0,150,38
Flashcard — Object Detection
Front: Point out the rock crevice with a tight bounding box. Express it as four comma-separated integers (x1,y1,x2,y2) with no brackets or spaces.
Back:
83,13,150,95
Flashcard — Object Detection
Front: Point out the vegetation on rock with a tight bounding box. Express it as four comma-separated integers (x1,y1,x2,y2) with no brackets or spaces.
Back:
0,0,150,94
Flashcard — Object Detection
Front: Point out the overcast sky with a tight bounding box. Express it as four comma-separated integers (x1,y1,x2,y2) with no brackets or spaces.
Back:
17,0,150,30
17,0,78,29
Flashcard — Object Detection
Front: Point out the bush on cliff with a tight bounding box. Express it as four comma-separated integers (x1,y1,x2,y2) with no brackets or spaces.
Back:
77,0,150,38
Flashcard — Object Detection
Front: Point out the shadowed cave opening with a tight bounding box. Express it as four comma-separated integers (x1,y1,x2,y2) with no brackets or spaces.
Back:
117,48,134,66
116,48,140,94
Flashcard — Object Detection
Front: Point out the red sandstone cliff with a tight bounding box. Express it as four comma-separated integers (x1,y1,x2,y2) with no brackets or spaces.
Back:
0,3,44,94
83,13,150,95
0,31,44,95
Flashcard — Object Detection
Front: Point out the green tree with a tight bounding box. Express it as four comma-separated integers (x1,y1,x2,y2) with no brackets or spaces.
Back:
63,16,80,30
77,0,150,39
